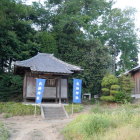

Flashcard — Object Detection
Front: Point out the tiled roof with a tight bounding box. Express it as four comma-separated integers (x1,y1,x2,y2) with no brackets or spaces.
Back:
14,53,82,74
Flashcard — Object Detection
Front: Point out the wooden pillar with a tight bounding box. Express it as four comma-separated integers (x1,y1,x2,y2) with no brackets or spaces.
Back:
66,78,69,103
23,73,27,102
55,79,58,103
59,78,61,104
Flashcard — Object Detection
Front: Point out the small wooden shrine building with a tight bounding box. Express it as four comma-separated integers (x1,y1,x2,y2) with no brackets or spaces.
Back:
14,53,82,103
127,65,140,98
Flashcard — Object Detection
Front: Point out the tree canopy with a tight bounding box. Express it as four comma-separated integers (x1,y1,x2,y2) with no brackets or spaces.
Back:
0,0,139,100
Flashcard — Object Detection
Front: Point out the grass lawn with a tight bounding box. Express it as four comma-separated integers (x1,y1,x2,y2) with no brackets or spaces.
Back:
0,102,83,118
63,103,140,140
64,104,84,114
0,102,40,117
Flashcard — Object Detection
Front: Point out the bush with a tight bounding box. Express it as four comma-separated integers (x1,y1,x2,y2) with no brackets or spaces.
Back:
101,88,110,95
119,74,134,93
101,74,118,88
101,74,133,103
101,75,120,102
0,73,23,101
111,85,120,90
100,96,115,102
114,92,132,103
0,102,40,117
110,90,120,95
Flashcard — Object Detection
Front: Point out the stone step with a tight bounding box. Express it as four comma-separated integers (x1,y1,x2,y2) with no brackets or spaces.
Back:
44,111,66,115
44,113,66,117
43,110,64,114
44,111,64,114
45,117,65,120
43,109,64,112
42,106,68,120
44,113,65,116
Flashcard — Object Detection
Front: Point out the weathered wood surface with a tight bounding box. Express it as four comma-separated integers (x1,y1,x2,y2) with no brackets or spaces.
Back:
24,73,68,99
132,71,140,95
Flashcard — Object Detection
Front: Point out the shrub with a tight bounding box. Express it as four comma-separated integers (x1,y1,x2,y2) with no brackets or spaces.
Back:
102,88,110,95
119,74,134,93
101,74,118,88
0,73,23,102
115,74,134,103
100,96,115,102
101,75,120,102
111,85,120,90
110,90,120,95
114,92,132,103
101,74,133,103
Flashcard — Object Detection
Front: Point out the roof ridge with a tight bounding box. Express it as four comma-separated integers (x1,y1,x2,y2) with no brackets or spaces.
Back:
38,52,53,56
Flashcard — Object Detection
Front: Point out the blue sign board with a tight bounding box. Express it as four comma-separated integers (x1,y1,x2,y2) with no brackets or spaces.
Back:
73,79,82,103
35,79,46,104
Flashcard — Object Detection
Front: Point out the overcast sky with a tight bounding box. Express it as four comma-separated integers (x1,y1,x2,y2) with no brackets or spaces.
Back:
114,0,140,29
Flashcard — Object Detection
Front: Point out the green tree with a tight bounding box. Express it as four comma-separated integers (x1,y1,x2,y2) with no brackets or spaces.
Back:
80,39,111,95
119,74,134,94
44,0,112,95
0,0,38,101
114,74,134,103
99,8,139,74
101,74,120,102
31,0,138,95
0,73,23,101
0,0,39,72
101,74,134,103
0,0,139,101
35,31,57,54
101,74,119,96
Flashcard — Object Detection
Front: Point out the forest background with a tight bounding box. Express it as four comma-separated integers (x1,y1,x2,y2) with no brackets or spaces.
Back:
0,0,139,101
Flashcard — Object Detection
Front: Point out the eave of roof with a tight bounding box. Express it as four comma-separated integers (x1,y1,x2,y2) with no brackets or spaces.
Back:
14,53,83,74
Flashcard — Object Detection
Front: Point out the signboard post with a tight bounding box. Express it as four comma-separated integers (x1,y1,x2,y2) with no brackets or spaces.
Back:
72,79,82,114
34,78,46,116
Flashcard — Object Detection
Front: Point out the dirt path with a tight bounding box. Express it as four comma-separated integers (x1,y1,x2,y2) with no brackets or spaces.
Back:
0,105,92,140
0,115,73,140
